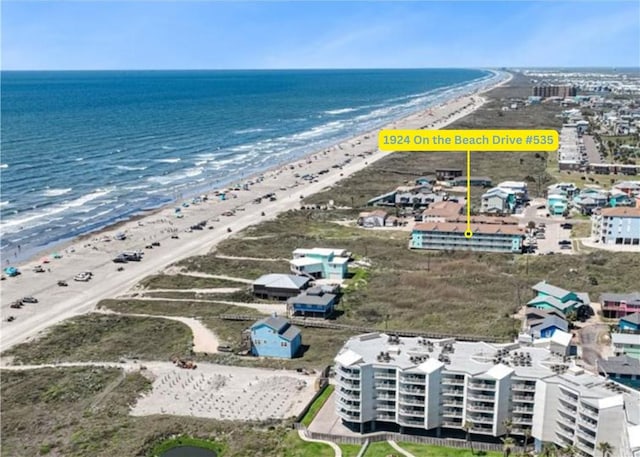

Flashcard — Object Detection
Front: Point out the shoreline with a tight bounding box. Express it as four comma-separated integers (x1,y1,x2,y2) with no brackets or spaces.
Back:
0,70,512,352
3,70,501,266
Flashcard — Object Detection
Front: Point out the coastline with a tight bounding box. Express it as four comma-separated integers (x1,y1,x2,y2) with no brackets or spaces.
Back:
0,70,512,352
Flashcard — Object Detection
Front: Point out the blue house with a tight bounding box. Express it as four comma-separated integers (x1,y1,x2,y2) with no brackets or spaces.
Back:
527,281,590,318
290,248,350,280
620,312,640,332
250,315,302,359
525,308,569,339
288,286,337,318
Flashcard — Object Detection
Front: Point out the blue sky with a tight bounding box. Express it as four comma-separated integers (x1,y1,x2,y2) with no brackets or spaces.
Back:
2,1,639,70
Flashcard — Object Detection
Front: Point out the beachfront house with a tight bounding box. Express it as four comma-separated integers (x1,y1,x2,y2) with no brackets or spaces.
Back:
446,176,493,188
526,281,590,318
480,187,516,214
250,315,301,359
435,168,463,180
612,333,640,360
290,248,350,280
497,181,528,203
394,185,438,207
410,221,524,253
287,286,338,318
524,308,569,339
600,293,640,319
357,210,387,228
547,192,568,216
597,355,640,389
252,274,310,301
619,312,640,332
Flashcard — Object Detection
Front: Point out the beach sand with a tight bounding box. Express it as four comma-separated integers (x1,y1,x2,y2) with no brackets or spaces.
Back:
0,73,511,352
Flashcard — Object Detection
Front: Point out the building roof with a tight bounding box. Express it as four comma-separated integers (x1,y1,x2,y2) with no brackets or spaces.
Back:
529,315,570,333
601,207,640,217
288,292,336,307
482,187,515,199
498,181,528,190
525,308,567,321
621,312,640,325
252,315,301,341
253,274,310,290
413,222,523,236
422,201,464,218
527,295,583,313
600,293,640,306
612,333,640,345
445,215,520,225
290,257,322,267
598,355,640,377
532,281,572,300
550,330,573,347
359,210,387,218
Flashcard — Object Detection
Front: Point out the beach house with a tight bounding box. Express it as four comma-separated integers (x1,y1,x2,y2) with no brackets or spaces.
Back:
357,210,387,228
290,248,350,280
527,281,590,318
612,333,640,360
287,285,338,318
480,187,516,214
250,315,301,359
598,355,640,389
421,201,464,222
600,293,640,319
619,312,640,332
252,274,310,300
547,192,568,216
524,308,569,338
497,181,528,203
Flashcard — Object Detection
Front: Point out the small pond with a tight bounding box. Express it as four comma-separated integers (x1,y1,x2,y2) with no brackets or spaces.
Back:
160,446,217,457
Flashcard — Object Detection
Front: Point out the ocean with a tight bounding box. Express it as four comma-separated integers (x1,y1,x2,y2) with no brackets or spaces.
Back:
0,69,496,260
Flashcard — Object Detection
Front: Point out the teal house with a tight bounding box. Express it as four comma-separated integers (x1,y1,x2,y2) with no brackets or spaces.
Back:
620,313,640,332
250,315,301,359
290,248,350,280
547,193,568,216
527,281,590,318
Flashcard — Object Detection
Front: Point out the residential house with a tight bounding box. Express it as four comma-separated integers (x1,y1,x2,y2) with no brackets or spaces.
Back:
600,293,640,319
480,187,516,214
447,176,493,188
547,192,569,216
527,281,590,318
609,190,634,208
287,286,338,318
290,248,350,280
598,355,640,389
497,181,529,203
394,185,439,207
591,207,640,247
252,274,310,300
415,176,437,186
421,201,464,222
250,315,301,358
358,210,387,228
612,333,640,360
620,312,640,332
614,181,640,197
524,308,569,338
435,168,463,180
548,183,579,198
410,221,524,253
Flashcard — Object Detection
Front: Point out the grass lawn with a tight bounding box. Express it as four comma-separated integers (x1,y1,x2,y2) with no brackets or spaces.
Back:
363,441,400,457
140,274,245,290
176,256,291,279
280,431,335,457
340,443,364,457
3,314,193,364
301,385,334,427
398,442,502,457
571,221,592,238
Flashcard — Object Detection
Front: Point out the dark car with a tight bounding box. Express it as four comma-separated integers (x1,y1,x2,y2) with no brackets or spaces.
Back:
558,240,571,246
22,296,38,303
113,255,128,263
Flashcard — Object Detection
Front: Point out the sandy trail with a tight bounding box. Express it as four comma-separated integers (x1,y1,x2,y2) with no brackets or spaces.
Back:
0,73,511,352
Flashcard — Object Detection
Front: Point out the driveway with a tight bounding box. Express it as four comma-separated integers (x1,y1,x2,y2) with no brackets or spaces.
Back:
578,324,610,368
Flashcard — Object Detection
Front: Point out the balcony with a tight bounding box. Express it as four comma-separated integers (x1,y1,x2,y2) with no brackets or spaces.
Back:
512,395,535,403
558,397,577,412
578,414,597,428
579,405,599,420
442,377,465,386
442,388,464,396
442,419,463,427
513,416,532,425
470,425,494,435
442,399,463,407
375,382,397,390
398,396,424,406
513,406,534,413
512,383,536,392
468,381,496,391
337,398,360,412
338,409,360,420
336,367,360,380
336,377,361,389
376,412,396,421
555,426,574,442
374,372,397,380
577,427,596,442
576,437,595,452
399,407,425,417
400,375,426,383
467,414,495,425
468,392,495,402
376,403,396,412
337,388,360,400
398,415,425,426
399,386,425,395
467,403,494,413
376,394,396,401
442,408,463,418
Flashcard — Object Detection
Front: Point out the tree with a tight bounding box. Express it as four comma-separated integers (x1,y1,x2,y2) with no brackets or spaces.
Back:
502,436,516,457
597,442,614,457
463,421,475,455
561,444,577,456
542,442,557,457
522,428,532,453
503,419,513,438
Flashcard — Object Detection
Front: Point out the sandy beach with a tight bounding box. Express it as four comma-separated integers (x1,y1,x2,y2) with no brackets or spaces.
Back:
0,72,511,352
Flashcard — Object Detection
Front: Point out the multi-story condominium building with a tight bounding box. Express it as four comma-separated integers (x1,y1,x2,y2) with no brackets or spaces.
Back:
334,333,640,457
600,293,640,319
532,85,578,98
410,222,524,253
591,207,640,247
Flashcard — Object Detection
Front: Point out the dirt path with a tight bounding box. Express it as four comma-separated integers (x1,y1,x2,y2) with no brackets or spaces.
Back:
137,287,242,294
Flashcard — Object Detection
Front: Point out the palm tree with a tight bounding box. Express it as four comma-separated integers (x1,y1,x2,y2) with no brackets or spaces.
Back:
502,419,513,438
560,444,577,456
522,428,532,453
502,436,516,457
541,442,557,457
597,442,614,457
463,421,475,455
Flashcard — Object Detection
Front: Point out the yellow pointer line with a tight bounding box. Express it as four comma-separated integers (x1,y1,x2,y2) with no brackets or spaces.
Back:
466,150,471,232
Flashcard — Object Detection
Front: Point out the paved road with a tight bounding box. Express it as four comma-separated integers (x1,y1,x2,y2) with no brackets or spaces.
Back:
583,135,602,165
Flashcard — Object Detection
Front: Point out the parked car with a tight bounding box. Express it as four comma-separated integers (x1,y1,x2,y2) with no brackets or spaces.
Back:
22,296,38,303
